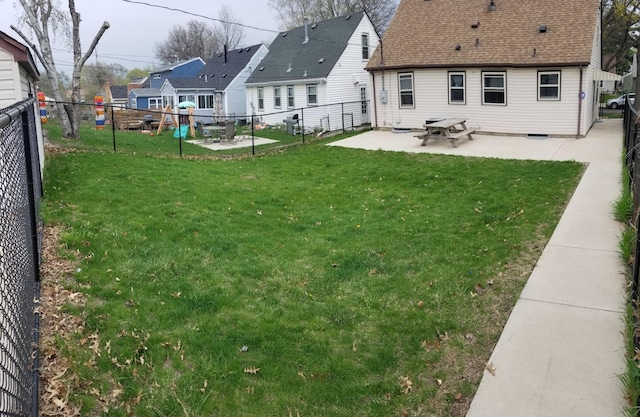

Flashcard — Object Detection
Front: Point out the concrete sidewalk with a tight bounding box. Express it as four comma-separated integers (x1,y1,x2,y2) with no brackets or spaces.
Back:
330,119,628,416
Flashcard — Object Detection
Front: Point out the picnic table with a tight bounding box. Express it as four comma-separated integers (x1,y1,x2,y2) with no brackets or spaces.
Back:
415,118,477,148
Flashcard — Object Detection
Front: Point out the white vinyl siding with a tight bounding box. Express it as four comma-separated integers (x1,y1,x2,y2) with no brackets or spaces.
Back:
373,67,581,136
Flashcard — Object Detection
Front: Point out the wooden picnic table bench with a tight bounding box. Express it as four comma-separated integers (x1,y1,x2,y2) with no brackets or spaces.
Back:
415,118,478,147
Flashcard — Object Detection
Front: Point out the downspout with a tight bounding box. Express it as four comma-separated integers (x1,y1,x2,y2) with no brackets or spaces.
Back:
372,72,378,128
577,66,583,138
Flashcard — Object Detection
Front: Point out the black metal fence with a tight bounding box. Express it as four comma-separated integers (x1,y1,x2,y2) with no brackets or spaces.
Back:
0,97,43,417
43,98,371,156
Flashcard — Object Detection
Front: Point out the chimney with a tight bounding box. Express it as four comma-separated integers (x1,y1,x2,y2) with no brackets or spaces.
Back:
303,17,309,44
224,44,228,63
127,81,142,94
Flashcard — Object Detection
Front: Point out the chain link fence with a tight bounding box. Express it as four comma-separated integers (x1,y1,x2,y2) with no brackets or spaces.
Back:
0,97,43,417
42,98,371,157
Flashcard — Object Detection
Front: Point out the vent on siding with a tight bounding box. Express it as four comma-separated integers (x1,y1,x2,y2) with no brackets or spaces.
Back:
526,133,549,139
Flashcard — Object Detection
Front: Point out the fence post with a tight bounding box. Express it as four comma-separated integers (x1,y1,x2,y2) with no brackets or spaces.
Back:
111,105,116,152
21,105,41,417
301,108,305,144
251,114,255,156
342,102,345,134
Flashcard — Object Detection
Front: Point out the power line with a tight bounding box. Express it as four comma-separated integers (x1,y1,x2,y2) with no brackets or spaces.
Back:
120,0,280,34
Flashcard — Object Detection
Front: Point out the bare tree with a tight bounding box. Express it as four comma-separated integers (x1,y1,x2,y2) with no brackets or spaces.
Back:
11,0,109,138
269,0,397,33
82,62,127,101
213,4,244,50
154,20,221,63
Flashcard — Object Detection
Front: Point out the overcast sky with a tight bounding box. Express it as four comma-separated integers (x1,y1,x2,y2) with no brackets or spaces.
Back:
0,0,280,73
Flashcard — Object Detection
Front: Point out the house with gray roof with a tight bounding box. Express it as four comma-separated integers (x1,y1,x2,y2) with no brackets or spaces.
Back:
366,0,610,137
245,12,379,131
107,84,128,108
129,57,205,109
160,44,268,123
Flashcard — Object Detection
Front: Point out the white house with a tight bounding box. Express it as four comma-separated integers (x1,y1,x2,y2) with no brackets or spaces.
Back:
0,30,44,172
245,12,379,132
160,44,268,123
366,0,608,138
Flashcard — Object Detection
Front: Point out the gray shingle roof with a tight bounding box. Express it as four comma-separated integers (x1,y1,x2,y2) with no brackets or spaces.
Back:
110,85,128,99
152,57,205,73
130,88,161,97
246,12,366,84
165,44,264,91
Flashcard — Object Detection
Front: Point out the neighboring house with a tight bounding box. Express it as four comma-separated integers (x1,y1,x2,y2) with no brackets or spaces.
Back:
160,44,268,123
0,30,44,172
107,83,128,108
365,0,608,137
129,88,162,110
245,12,379,131
130,58,205,109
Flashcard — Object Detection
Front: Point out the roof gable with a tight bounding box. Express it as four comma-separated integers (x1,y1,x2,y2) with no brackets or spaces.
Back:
152,57,206,74
246,12,367,84
367,0,600,70
110,85,128,99
0,31,39,79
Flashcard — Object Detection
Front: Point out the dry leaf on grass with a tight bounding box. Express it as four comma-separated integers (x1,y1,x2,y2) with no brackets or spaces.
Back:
399,375,413,394
244,366,260,375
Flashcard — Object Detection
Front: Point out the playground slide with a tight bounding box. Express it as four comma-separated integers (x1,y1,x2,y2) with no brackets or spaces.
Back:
173,125,189,139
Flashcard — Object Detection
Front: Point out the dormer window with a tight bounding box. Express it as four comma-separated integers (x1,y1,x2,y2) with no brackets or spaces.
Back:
362,33,370,60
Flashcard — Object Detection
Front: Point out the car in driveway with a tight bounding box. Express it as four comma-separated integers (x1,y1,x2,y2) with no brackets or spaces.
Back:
606,93,635,109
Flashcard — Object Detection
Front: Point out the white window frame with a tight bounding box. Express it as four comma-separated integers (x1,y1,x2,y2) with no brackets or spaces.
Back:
362,33,369,60
482,71,507,105
360,86,368,114
257,87,264,111
149,97,162,109
307,84,318,106
287,85,295,108
152,73,161,79
178,94,195,104
398,72,414,108
162,95,174,108
538,70,561,101
131,99,137,109
448,71,466,105
274,86,282,108
197,94,215,109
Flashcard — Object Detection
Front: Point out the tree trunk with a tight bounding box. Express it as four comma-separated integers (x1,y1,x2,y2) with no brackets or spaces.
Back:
12,0,109,139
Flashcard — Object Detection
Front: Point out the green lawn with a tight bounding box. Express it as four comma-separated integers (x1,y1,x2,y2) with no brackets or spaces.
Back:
42,137,584,416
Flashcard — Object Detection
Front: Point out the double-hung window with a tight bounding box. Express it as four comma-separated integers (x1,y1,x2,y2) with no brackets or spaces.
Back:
449,72,466,104
307,84,318,106
398,73,414,108
274,86,281,108
149,98,162,109
287,85,295,108
362,33,369,59
360,86,368,114
178,94,195,104
538,71,560,100
257,87,264,111
197,94,214,109
482,72,506,105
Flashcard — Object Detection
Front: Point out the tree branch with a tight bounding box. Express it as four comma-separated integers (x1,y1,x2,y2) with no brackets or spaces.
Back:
79,21,111,68
10,24,51,73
